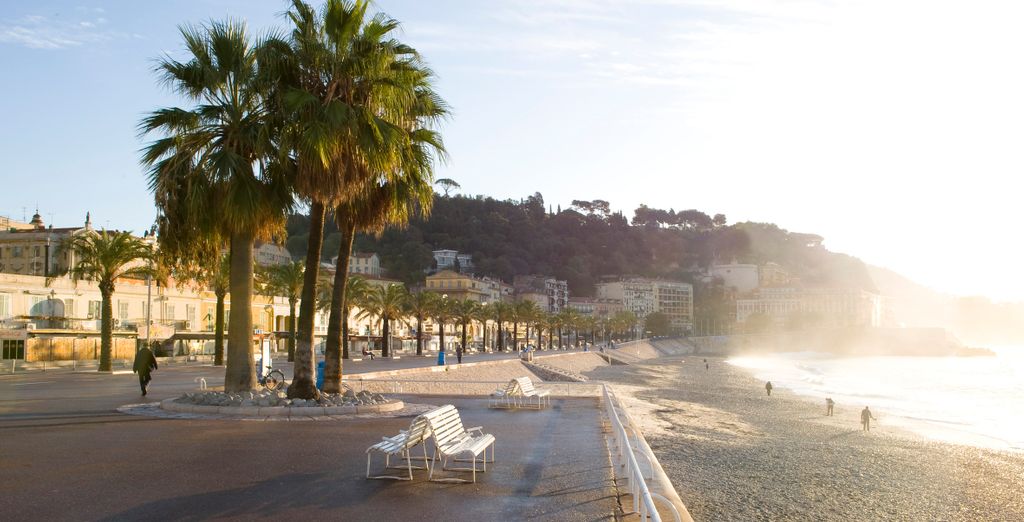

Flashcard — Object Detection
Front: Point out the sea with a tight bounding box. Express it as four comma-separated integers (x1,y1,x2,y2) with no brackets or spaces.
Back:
727,347,1024,452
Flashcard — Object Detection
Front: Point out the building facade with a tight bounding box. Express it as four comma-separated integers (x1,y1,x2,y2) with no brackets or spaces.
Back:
596,278,693,332
568,297,624,320
348,252,382,277
253,241,292,267
735,286,888,328
513,275,569,312
431,249,474,274
0,212,93,277
708,261,760,294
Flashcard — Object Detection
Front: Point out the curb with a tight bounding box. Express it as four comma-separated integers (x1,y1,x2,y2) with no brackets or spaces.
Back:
159,397,404,417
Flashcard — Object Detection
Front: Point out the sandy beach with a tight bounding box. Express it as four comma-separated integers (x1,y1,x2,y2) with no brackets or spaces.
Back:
589,355,1024,521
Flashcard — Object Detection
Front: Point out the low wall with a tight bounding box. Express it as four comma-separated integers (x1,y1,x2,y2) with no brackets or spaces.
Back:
24,337,137,363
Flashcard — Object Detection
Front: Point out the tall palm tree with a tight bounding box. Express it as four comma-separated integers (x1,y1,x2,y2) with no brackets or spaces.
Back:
517,301,541,348
452,299,480,355
404,291,438,357
60,231,158,372
270,0,424,399
558,309,582,348
476,302,492,352
431,296,455,355
490,301,510,351
257,260,303,362
141,20,292,392
356,284,408,357
339,275,369,361
207,255,230,366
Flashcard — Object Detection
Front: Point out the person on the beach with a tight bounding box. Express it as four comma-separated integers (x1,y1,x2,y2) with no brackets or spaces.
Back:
765,381,773,396
861,406,876,431
704,358,709,371
826,397,835,416
456,345,463,364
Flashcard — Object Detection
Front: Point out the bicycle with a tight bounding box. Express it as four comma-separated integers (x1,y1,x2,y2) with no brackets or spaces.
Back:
257,362,287,391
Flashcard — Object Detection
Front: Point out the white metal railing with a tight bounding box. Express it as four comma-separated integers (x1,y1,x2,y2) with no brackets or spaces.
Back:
340,377,603,397
603,384,682,522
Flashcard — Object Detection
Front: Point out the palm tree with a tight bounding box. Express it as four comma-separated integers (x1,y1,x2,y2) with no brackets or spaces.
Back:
558,309,582,348
257,260,303,362
141,20,292,392
517,301,541,348
60,231,158,372
207,255,230,366
476,302,492,352
404,291,438,357
431,296,455,355
490,301,510,352
339,275,369,361
270,0,426,399
356,284,408,358
452,299,480,355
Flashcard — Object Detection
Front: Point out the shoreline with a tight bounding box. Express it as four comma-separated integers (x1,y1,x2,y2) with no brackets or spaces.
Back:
588,353,1024,521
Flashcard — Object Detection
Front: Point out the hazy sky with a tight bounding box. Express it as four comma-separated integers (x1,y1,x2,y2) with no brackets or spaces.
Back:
2,1,1022,301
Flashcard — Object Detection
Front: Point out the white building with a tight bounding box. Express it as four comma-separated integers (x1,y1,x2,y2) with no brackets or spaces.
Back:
736,287,888,327
348,252,382,277
708,261,760,294
254,241,292,267
0,212,94,277
596,278,693,332
431,249,473,273
514,275,569,312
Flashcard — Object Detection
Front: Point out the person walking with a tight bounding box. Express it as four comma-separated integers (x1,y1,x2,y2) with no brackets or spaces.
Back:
456,345,463,364
765,381,773,396
704,358,709,371
133,345,158,396
826,397,835,416
861,406,876,431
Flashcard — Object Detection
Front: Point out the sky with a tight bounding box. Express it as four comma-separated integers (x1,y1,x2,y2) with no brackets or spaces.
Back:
2,0,1023,302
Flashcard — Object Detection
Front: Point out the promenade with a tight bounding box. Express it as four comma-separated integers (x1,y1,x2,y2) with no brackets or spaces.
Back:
0,352,625,521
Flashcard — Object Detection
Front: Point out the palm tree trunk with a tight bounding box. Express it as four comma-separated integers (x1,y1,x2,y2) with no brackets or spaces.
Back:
491,317,499,350
323,222,356,393
512,320,518,351
214,291,225,366
481,320,488,353
288,202,325,399
382,317,391,358
438,321,445,353
525,324,531,348
461,321,468,351
99,287,113,372
416,316,424,356
225,232,256,392
287,299,296,362
536,325,543,351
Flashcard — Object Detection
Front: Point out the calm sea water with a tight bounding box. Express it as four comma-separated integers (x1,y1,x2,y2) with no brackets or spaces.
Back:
727,347,1024,452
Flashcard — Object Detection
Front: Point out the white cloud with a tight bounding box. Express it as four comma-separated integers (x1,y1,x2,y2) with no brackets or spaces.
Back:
0,13,116,49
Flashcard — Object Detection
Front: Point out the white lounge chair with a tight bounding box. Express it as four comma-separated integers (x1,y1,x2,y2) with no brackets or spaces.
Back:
514,376,551,409
424,405,496,483
365,414,433,481
488,379,522,409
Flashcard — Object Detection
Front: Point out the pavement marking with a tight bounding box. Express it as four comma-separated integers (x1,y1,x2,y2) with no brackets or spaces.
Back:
12,381,54,386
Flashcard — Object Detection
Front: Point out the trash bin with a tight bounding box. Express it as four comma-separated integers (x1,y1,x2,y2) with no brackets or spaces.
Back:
316,360,324,390
437,350,446,366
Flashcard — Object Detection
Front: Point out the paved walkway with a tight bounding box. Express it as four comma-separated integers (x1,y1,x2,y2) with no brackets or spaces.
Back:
1,396,621,521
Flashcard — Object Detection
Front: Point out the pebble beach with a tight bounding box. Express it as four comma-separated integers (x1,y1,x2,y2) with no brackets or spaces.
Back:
590,355,1024,521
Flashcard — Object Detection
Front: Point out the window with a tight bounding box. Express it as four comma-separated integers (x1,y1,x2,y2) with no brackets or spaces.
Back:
2,339,25,359
88,301,101,319
34,246,41,257
186,305,196,327
166,304,175,321
63,299,74,318
12,246,22,258
118,301,129,321
0,294,9,319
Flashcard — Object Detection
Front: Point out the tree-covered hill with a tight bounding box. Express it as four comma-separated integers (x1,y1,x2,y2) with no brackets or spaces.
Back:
285,193,876,296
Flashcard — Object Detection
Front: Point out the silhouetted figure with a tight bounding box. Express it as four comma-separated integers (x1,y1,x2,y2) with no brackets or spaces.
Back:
826,397,835,416
861,406,876,431
361,347,375,360
765,381,773,396
456,345,463,364
704,358,709,371
132,346,158,396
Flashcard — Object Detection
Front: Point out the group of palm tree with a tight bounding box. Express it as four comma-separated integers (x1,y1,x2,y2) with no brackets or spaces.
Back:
139,0,446,396
53,0,647,390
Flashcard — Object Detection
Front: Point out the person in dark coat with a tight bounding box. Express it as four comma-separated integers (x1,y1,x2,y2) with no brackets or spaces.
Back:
133,346,158,396
765,381,773,396
456,345,463,364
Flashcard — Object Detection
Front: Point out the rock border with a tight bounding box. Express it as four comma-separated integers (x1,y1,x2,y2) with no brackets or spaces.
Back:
159,397,404,417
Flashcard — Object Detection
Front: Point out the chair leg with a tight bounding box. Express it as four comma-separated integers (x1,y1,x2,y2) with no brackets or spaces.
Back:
366,453,372,478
